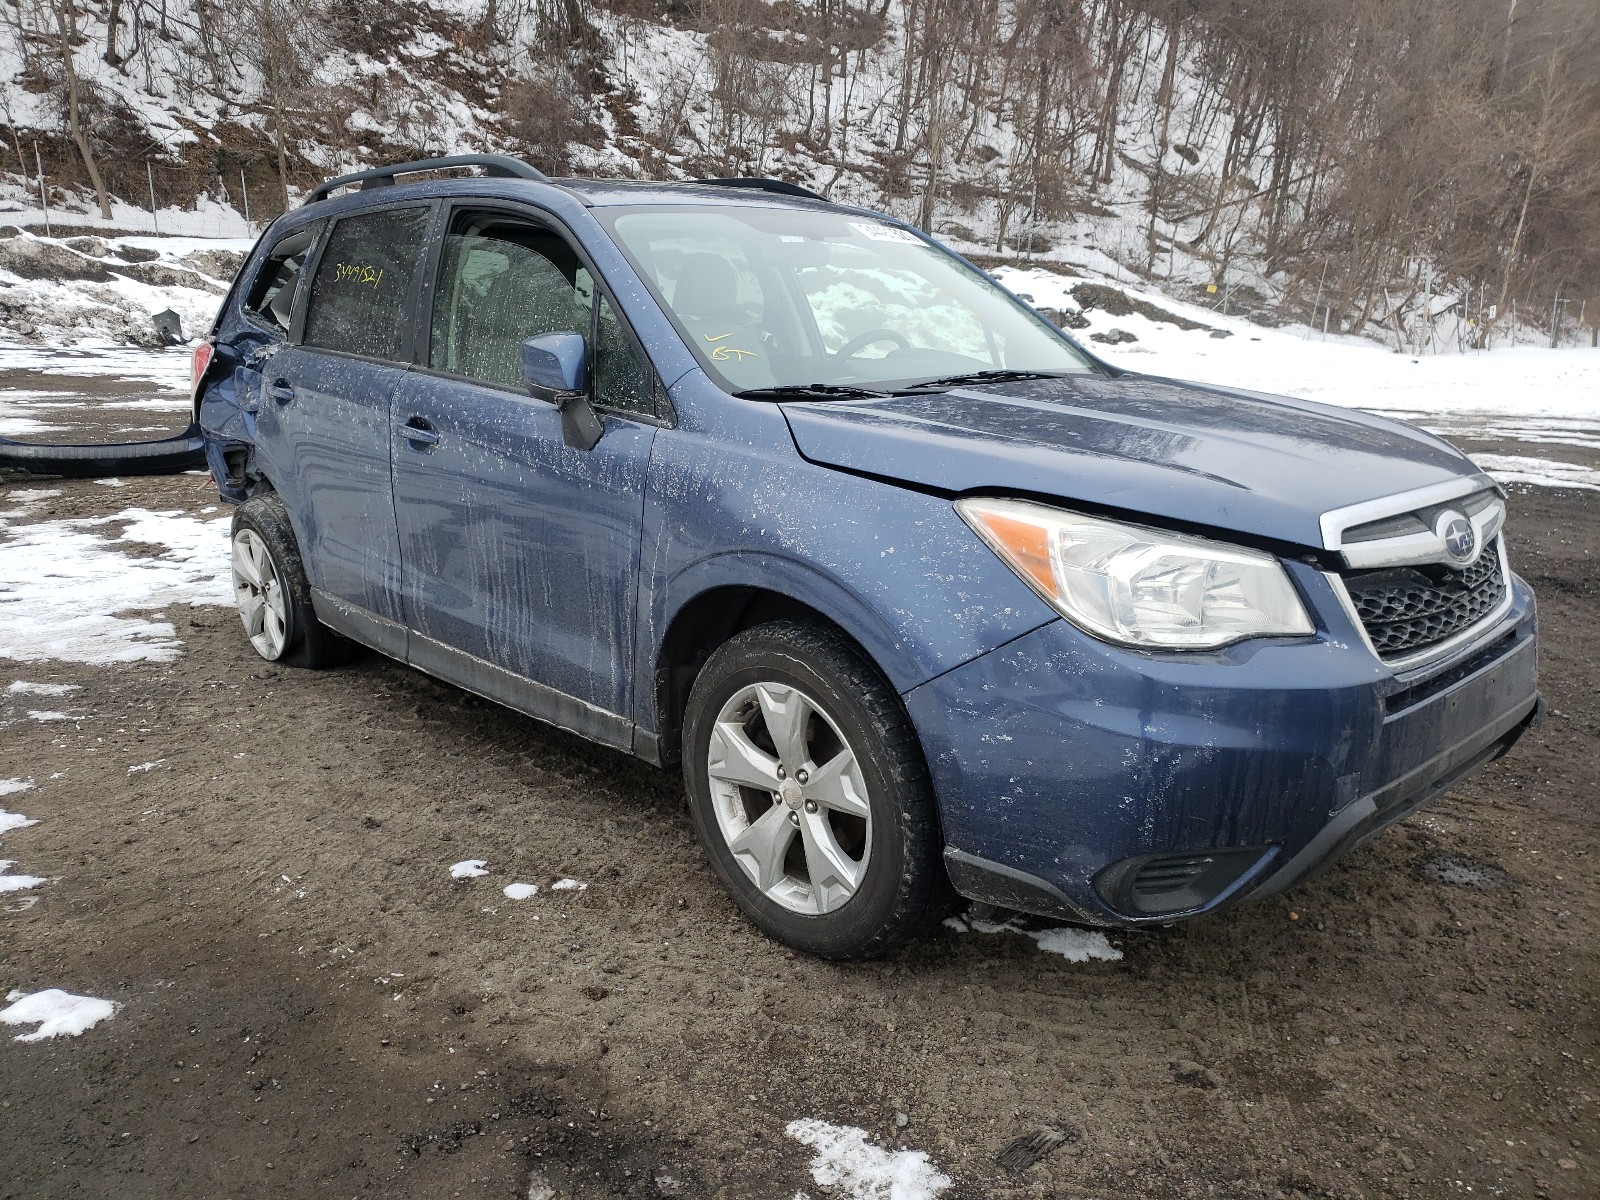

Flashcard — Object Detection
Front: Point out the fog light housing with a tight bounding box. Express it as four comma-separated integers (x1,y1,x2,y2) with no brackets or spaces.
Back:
1094,845,1275,917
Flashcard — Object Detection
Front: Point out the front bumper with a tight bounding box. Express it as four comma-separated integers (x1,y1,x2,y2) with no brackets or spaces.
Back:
904,566,1539,927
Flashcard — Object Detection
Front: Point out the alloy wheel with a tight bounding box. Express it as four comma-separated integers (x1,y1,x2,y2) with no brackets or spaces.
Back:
706,681,872,915
231,528,288,659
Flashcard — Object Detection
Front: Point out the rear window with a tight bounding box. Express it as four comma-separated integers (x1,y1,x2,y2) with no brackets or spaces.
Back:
302,206,431,362
243,223,321,335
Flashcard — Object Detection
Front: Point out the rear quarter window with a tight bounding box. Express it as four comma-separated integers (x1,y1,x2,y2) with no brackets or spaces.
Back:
242,223,322,335
302,206,431,362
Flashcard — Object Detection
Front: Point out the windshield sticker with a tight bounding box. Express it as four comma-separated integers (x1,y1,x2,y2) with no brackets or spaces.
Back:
333,261,385,288
703,333,757,362
850,222,921,245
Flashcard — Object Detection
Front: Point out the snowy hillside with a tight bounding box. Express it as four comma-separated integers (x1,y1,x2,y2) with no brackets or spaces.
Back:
4,0,1596,354
0,228,247,348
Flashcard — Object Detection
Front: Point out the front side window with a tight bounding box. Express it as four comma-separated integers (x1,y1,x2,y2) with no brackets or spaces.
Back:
243,222,321,335
594,293,655,417
302,206,430,362
429,214,657,418
599,205,1095,394
429,216,588,389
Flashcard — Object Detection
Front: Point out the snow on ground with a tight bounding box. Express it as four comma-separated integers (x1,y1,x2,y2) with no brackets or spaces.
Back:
1,780,38,837
0,229,249,348
944,911,1123,964
999,265,1600,427
502,883,538,900
127,760,165,774
0,780,46,895
0,344,193,387
0,809,36,835
1,988,117,1042
0,499,232,664
550,878,588,892
6,681,79,697
0,860,47,892
450,859,489,879
785,1118,953,1200
1468,455,1600,491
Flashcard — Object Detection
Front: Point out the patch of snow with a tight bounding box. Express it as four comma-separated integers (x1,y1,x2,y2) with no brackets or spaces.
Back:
0,507,232,664
127,760,165,774
502,883,538,900
94,478,127,487
0,805,38,835
6,681,80,697
550,877,588,891
1469,454,1600,491
1000,267,1600,427
450,859,489,879
944,911,1123,963
785,1118,952,1200
0,861,47,892
2,988,117,1042
1,778,37,796
26,709,74,722
0,344,194,387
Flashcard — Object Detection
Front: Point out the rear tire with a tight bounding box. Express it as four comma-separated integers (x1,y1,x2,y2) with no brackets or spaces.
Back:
683,619,948,959
230,494,349,669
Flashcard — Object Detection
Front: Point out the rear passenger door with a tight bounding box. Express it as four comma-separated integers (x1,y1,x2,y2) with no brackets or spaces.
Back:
253,204,432,641
389,205,663,748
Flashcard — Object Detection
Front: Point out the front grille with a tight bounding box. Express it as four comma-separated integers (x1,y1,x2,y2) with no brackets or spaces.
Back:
1341,539,1506,660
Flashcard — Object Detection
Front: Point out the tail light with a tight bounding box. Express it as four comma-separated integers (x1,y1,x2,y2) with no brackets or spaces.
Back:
190,339,215,402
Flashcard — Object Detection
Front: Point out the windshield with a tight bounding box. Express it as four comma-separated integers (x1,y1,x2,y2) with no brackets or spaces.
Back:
596,204,1095,395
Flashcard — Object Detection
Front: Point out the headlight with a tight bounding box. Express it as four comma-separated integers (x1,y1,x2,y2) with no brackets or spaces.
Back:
957,497,1314,649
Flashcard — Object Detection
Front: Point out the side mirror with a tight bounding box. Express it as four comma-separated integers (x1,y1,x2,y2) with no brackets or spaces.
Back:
520,332,603,452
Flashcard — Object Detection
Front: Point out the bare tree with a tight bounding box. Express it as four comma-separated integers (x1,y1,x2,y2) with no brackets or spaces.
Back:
50,0,112,219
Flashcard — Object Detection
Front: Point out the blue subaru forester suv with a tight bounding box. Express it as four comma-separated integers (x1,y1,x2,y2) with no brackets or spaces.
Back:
193,155,1540,958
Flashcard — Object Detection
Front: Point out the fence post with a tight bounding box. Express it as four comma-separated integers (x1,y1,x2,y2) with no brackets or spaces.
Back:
147,161,160,235
240,167,251,233
33,144,50,238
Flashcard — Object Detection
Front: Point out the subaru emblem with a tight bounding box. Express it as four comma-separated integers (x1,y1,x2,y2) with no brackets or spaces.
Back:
1437,511,1476,565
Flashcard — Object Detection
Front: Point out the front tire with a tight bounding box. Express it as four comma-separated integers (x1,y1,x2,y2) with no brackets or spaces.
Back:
229,495,348,669
683,619,947,959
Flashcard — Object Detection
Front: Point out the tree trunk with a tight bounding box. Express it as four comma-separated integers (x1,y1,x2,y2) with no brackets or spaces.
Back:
104,0,124,68
272,82,290,211
53,0,113,220
1494,164,1536,321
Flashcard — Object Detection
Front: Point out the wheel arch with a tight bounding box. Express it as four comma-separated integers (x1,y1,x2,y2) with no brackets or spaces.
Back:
647,566,916,766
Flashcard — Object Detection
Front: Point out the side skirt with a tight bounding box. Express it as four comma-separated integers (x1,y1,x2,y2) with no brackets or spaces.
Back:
311,588,635,754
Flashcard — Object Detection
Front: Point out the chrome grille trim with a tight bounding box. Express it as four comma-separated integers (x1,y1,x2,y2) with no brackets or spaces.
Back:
1320,473,1501,567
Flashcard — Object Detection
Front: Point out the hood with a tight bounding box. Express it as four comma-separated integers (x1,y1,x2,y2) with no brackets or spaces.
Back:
780,374,1481,549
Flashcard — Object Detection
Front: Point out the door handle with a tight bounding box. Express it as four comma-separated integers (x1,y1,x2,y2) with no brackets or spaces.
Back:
400,416,439,448
266,379,295,404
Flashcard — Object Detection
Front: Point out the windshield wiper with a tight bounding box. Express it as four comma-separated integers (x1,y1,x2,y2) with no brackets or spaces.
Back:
734,384,894,401
894,369,1071,393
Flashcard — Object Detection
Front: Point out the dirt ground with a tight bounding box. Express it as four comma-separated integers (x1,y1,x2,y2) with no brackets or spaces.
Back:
1,388,1596,1199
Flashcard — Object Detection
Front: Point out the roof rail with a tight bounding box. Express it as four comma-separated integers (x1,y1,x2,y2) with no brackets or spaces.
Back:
695,177,829,202
305,154,550,205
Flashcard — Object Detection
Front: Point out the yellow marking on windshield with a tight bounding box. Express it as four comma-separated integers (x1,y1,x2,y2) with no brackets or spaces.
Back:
703,332,733,343
709,345,757,362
